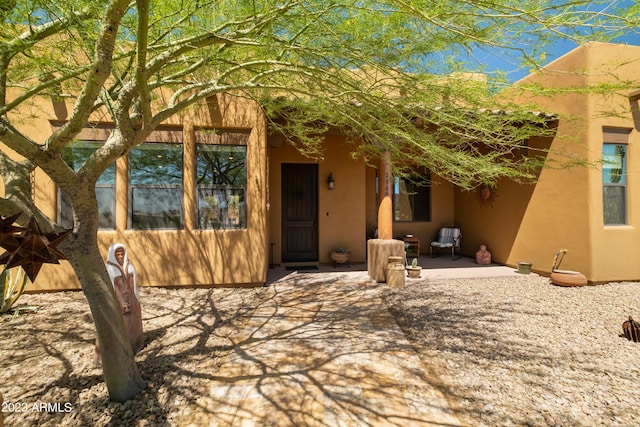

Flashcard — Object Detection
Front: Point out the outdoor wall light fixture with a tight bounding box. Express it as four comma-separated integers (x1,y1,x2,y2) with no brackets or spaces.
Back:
327,172,335,190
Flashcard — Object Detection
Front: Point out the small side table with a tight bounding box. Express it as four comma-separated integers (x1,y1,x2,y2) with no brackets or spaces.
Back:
403,236,420,257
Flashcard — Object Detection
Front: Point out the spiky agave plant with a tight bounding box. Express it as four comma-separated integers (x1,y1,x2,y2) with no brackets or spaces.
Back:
0,266,32,314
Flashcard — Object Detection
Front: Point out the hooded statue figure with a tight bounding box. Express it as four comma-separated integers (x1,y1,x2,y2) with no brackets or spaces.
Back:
94,243,144,366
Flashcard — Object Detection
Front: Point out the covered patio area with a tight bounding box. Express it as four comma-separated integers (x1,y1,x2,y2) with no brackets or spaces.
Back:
266,255,525,286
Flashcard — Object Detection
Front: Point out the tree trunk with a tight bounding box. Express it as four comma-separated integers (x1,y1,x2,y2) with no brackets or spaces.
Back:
1,153,145,401
65,188,146,402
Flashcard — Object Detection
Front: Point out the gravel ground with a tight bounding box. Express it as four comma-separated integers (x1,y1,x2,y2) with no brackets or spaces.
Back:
382,275,640,427
0,287,268,427
2,275,640,426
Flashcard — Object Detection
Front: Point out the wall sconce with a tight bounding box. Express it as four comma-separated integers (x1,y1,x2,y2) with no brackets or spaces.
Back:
327,172,335,190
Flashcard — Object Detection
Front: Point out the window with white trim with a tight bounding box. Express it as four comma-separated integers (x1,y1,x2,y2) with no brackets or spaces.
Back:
602,127,630,225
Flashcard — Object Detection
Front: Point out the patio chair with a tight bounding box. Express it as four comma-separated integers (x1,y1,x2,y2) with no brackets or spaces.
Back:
430,227,462,259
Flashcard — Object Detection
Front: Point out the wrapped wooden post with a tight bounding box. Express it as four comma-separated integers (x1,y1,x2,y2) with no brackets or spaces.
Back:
386,256,405,287
367,239,405,282
377,151,393,240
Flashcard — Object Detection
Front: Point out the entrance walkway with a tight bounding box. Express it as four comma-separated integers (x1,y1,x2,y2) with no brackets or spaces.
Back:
180,276,462,426
179,257,522,426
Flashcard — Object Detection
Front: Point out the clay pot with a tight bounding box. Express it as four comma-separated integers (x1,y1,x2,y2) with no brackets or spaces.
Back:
406,267,422,278
330,250,350,264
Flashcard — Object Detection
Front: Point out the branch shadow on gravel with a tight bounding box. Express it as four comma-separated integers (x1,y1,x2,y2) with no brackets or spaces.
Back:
1,276,458,427
0,287,268,426
379,276,635,426
15,270,628,426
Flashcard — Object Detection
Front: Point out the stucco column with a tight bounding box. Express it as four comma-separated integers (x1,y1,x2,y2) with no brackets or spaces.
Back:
377,150,393,239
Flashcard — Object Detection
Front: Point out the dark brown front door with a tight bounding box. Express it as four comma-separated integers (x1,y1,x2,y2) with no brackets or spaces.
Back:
281,163,318,262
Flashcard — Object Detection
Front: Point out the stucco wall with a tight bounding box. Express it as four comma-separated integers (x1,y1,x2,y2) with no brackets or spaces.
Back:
268,133,367,264
454,177,536,264
584,45,640,282
522,43,640,281
456,43,640,282
5,93,269,291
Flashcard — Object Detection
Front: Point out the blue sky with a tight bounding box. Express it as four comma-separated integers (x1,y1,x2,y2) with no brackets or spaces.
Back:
496,33,640,82
475,0,640,82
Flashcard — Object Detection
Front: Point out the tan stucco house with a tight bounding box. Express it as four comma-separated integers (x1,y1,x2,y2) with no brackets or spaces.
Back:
3,42,640,291
457,42,640,283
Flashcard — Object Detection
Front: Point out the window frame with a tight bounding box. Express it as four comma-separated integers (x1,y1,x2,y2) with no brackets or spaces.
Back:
602,143,628,226
602,127,631,226
392,175,431,223
194,129,250,230
128,140,185,230
58,140,116,230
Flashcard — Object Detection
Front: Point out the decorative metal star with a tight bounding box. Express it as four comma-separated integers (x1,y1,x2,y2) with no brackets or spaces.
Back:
0,215,71,282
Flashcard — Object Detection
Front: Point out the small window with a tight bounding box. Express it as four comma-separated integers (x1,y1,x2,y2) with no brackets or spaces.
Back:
393,176,431,222
59,141,116,229
196,144,247,229
602,143,627,225
129,142,184,229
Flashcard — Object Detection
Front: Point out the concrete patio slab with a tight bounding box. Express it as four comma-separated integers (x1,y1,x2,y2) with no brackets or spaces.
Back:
267,256,527,285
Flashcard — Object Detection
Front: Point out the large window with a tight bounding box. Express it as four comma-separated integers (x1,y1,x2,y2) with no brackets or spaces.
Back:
196,143,247,229
129,142,184,229
59,141,115,229
393,176,431,222
602,143,627,225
